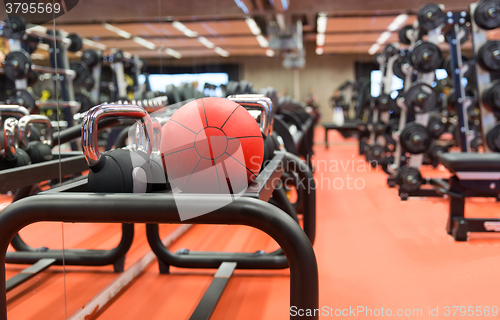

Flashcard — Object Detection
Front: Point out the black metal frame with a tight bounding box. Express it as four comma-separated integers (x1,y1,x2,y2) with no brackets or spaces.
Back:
445,175,500,241
0,193,319,320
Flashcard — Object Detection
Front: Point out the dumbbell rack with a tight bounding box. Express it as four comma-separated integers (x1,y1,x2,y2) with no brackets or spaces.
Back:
471,3,499,151
0,149,319,320
392,6,459,200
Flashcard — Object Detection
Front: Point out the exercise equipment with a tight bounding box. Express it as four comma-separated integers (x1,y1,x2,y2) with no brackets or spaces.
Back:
18,115,53,164
0,118,30,170
405,82,439,114
474,0,500,30
396,166,423,193
410,41,443,73
477,40,500,72
400,122,431,154
417,3,446,30
83,104,154,193
3,51,31,80
2,16,26,39
160,97,264,193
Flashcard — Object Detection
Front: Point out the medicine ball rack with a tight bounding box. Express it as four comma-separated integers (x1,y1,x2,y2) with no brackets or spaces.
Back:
0,147,319,320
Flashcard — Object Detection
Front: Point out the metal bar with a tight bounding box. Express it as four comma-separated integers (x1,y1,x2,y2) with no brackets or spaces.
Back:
0,194,319,320
5,258,56,292
0,154,87,193
37,101,80,108
189,262,237,320
31,65,76,78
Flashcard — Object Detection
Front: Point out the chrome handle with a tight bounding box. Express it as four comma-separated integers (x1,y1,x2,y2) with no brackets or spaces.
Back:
3,118,18,161
227,94,273,136
82,104,153,166
18,115,53,149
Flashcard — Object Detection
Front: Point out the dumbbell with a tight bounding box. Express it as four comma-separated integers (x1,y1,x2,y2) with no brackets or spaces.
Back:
18,115,53,163
405,82,439,114
474,0,500,30
410,41,443,73
82,104,154,193
417,3,445,30
0,118,31,170
400,122,431,154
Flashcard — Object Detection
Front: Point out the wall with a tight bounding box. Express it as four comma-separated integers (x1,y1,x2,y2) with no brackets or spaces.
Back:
155,43,374,123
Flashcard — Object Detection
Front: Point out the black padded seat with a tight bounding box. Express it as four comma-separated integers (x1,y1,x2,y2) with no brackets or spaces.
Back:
439,153,500,172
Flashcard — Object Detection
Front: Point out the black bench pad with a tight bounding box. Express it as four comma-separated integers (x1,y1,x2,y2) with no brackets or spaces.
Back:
439,153,500,172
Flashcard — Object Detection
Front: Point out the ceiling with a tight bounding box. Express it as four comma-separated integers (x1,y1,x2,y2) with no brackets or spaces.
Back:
9,0,493,59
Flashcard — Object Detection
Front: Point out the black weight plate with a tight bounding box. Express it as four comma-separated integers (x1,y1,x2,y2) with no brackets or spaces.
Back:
7,89,36,112
393,54,410,80
374,121,386,136
474,0,500,30
81,49,99,68
3,50,32,80
67,33,83,53
400,122,431,154
384,119,399,146
376,94,397,112
410,41,443,73
365,144,384,164
384,44,398,57
3,16,26,39
482,80,500,113
75,92,93,112
418,3,446,30
381,155,395,174
113,50,124,63
405,82,438,113
478,40,500,72
428,142,448,162
70,61,90,85
396,166,423,192
427,117,446,138
399,25,413,45
83,75,95,91
486,123,500,151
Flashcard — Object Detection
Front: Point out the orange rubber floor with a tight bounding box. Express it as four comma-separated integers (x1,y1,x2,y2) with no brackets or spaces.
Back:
5,127,500,319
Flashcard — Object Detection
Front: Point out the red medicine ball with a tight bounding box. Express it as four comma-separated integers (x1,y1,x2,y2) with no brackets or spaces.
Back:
160,97,264,194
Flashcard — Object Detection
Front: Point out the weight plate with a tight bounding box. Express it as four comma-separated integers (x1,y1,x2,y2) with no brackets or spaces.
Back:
400,122,431,154
482,80,500,113
428,142,448,163
393,54,410,80
486,123,500,152
381,155,395,174
81,49,99,68
75,92,93,112
6,89,36,112
67,33,83,52
427,117,446,138
478,40,500,72
396,166,423,192
83,75,95,91
113,50,124,63
417,3,446,30
70,61,90,85
3,50,32,80
405,82,438,113
374,121,386,136
410,41,443,73
376,94,397,112
474,0,500,30
384,119,399,146
3,16,26,39
398,25,413,45
365,144,385,164
384,44,398,57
